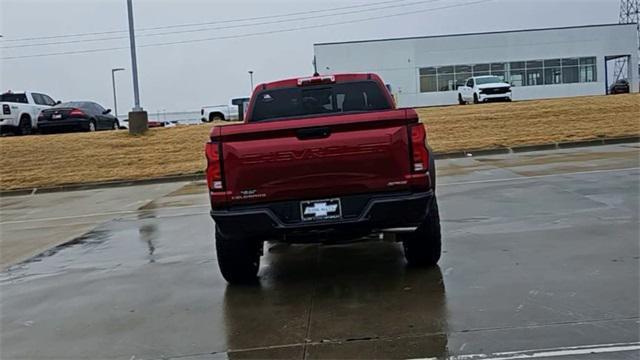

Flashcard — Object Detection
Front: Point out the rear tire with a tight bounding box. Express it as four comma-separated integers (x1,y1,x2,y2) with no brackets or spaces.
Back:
215,226,261,284
401,198,442,267
458,94,465,105
18,115,32,136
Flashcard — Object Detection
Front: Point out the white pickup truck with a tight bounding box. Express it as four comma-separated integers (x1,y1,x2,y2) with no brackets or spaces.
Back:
457,76,512,104
200,104,239,122
1,91,58,135
200,97,250,122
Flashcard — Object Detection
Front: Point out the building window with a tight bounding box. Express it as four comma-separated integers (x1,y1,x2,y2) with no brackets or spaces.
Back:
562,58,579,83
472,63,490,76
543,59,562,85
510,61,525,86
579,57,597,82
525,60,543,86
419,67,437,92
418,56,597,93
436,66,454,91
490,63,506,81
454,65,472,88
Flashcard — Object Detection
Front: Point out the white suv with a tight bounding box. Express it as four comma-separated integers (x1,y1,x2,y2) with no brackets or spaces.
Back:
1,91,57,135
457,76,512,104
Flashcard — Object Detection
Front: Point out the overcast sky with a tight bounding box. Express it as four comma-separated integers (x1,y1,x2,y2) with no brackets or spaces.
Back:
1,0,619,114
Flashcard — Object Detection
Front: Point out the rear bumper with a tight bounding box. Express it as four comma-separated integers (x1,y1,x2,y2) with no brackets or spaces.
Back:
0,117,19,126
38,119,88,129
211,190,433,240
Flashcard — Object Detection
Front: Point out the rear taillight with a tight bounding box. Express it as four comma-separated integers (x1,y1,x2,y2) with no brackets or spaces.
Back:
410,124,429,173
2,104,10,115
69,108,85,117
205,142,223,190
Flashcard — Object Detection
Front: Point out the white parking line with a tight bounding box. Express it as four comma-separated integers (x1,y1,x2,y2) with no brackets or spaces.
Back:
416,342,640,360
2,167,637,226
440,167,639,187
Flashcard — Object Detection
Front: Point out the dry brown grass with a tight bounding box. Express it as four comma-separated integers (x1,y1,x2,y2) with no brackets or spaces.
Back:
1,94,638,190
417,93,640,151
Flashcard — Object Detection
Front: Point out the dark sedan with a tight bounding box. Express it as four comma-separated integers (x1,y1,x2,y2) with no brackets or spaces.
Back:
38,101,119,133
609,79,630,94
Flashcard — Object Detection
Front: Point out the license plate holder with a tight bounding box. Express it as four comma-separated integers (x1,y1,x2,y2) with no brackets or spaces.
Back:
52,114,62,120
300,198,342,222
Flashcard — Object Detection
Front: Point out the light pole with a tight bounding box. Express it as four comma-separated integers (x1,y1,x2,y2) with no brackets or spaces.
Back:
111,68,125,120
126,0,148,134
248,70,254,93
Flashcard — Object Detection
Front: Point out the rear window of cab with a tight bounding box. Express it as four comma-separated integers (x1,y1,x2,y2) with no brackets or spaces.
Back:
0,93,28,104
250,81,391,122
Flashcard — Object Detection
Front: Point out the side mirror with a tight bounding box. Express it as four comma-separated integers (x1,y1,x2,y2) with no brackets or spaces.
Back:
55,100,61,105
103,109,112,114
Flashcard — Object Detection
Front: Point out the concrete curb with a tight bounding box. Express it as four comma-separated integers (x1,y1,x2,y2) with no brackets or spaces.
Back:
1,173,205,197
435,136,639,159
1,136,638,196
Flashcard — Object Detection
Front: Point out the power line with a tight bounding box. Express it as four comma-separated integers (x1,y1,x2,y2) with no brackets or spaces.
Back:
1,0,445,49
0,0,416,43
0,0,493,60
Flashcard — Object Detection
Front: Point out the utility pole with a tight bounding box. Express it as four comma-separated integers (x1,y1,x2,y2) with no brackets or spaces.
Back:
248,70,254,93
111,68,125,121
126,0,148,134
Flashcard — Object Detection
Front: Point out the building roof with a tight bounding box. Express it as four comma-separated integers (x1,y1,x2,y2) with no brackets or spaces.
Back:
314,23,637,47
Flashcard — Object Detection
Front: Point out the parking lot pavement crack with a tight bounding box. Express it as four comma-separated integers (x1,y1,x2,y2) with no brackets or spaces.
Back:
301,246,321,360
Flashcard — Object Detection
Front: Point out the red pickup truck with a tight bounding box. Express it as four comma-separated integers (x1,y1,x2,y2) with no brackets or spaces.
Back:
205,73,440,283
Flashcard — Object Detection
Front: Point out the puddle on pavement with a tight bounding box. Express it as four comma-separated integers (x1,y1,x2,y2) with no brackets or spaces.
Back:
138,182,208,211
2,229,113,281
166,181,207,197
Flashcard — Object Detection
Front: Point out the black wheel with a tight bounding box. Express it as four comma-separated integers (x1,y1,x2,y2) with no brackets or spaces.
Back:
18,115,32,135
401,198,442,267
458,94,466,105
215,226,261,284
473,93,479,104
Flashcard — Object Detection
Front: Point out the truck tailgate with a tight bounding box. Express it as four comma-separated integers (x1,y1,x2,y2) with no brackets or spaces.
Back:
216,109,418,205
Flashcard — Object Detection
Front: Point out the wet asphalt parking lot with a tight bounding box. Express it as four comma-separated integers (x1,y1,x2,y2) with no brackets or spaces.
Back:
1,144,639,360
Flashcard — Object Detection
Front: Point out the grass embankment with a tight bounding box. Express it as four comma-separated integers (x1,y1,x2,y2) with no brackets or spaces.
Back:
0,93,638,191
417,93,639,151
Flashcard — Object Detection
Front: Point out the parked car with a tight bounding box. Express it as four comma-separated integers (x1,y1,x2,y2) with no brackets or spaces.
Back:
38,101,118,133
609,79,630,94
457,75,512,104
148,120,177,128
0,91,57,135
205,73,440,283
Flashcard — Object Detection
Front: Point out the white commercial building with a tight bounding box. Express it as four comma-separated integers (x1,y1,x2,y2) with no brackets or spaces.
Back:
314,24,639,107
